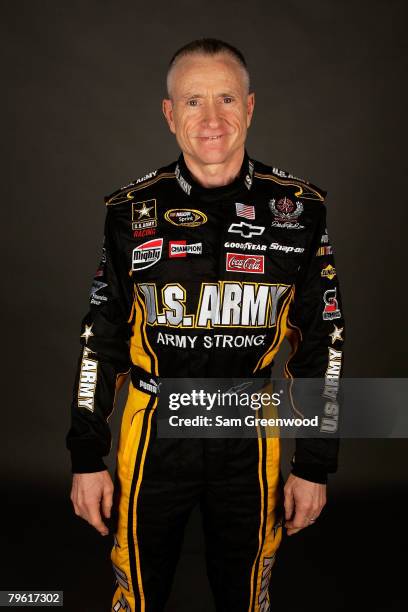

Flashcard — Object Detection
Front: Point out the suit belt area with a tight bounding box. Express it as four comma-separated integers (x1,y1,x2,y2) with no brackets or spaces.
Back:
130,365,272,397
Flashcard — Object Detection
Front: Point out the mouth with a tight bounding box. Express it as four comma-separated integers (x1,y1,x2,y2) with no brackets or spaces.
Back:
198,135,223,141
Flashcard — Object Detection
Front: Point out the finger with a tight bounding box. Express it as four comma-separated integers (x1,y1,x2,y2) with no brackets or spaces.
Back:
85,502,109,534
286,512,318,531
285,509,310,531
88,511,109,536
102,489,113,519
72,503,81,517
286,527,302,536
70,487,78,507
284,490,294,520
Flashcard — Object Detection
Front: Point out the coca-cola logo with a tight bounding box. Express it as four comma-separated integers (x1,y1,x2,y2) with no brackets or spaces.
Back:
226,253,264,274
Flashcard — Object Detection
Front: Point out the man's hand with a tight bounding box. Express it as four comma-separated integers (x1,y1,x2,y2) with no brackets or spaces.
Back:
284,473,326,536
70,470,114,536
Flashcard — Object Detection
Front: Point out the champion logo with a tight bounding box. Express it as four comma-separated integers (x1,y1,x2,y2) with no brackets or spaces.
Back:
169,241,203,258
132,238,163,271
226,253,264,274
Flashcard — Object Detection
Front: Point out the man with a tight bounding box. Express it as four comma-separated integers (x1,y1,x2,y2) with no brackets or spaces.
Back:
67,38,344,612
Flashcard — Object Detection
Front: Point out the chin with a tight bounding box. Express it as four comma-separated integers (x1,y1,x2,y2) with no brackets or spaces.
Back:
193,146,233,166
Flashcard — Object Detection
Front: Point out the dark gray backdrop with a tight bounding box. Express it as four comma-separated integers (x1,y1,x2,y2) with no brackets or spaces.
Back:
1,1,407,610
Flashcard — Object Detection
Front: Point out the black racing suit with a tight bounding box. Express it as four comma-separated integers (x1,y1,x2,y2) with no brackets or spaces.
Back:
67,150,345,611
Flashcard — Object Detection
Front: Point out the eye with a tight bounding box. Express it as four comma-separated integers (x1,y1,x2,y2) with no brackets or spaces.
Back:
223,97,234,104
187,99,199,106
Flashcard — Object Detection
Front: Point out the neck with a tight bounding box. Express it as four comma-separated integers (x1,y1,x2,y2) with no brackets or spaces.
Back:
183,147,245,188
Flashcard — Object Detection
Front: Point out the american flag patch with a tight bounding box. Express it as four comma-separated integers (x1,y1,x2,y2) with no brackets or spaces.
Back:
235,202,255,219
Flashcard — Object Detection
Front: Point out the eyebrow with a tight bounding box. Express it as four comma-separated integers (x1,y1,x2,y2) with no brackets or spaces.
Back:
181,92,238,99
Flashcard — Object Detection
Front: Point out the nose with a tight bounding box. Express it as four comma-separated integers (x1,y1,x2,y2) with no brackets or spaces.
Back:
202,101,221,129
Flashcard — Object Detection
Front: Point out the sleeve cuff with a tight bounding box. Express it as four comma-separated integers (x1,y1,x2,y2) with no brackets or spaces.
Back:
70,451,107,474
291,462,328,484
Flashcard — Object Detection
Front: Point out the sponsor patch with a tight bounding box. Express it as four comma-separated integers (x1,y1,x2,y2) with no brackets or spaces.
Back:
90,280,108,305
321,264,336,279
132,199,157,231
235,202,255,219
132,238,163,271
269,242,305,254
113,593,131,612
156,332,267,349
329,324,344,344
133,228,156,238
321,229,329,244
164,209,207,227
269,197,304,229
324,347,342,398
94,245,107,278
226,253,264,274
175,165,192,195
245,159,255,190
78,346,97,412
258,554,276,610
169,241,203,258
323,288,341,320
224,241,266,251
320,347,343,433
272,167,307,182
121,170,157,189
138,378,161,395
112,563,129,591
228,221,264,239
80,323,94,344
317,246,333,256
138,282,289,328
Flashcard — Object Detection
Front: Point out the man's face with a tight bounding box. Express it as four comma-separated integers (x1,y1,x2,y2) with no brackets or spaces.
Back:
162,53,255,166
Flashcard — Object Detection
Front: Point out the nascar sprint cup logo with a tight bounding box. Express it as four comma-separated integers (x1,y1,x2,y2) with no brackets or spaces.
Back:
226,253,264,273
164,208,207,227
132,238,163,270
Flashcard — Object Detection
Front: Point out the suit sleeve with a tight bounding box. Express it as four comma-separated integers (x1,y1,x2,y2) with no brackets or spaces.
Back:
66,207,134,473
285,202,345,484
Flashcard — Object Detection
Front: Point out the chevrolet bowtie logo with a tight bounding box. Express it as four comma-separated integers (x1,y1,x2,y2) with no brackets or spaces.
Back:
228,221,265,238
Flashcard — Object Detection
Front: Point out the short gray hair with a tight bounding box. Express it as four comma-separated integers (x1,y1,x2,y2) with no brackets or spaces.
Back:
166,38,250,98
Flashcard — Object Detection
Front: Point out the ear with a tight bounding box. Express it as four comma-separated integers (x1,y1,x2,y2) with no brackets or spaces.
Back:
162,98,176,134
246,92,255,128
